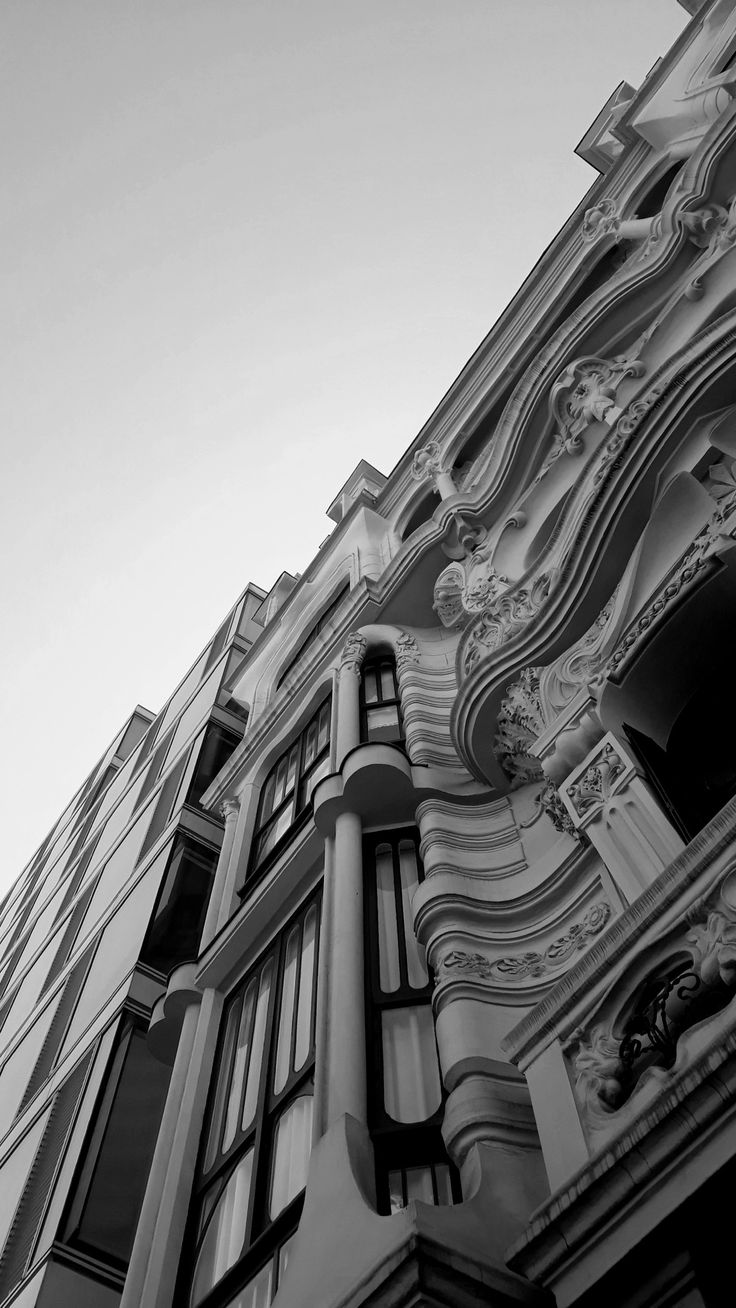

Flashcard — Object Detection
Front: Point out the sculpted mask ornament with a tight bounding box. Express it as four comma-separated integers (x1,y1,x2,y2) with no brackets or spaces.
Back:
433,548,509,630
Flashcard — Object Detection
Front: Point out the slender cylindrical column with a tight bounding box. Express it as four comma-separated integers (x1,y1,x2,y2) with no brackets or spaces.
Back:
200,792,244,947
335,660,361,767
121,987,222,1308
324,809,366,1125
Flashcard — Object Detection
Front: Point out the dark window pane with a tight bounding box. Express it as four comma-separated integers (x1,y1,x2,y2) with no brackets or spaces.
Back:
66,1027,172,1266
140,837,218,975
187,725,241,809
365,705,402,745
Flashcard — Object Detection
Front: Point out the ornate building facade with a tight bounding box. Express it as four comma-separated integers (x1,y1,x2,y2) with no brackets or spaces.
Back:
2,2,736,1305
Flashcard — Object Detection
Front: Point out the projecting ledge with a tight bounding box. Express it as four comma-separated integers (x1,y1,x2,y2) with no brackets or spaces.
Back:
147,961,202,1065
313,744,491,837
273,1115,550,1308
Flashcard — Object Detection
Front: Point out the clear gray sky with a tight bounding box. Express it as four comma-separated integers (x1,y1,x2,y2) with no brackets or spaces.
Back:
1,0,687,885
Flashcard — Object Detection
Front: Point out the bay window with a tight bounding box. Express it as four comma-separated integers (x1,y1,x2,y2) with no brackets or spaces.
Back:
183,893,320,1308
248,700,331,877
359,657,404,748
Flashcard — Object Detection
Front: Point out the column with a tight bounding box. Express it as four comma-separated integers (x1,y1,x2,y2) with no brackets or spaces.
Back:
200,792,243,947
323,809,366,1126
120,974,222,1308
559,733,685,904
335,637,364,766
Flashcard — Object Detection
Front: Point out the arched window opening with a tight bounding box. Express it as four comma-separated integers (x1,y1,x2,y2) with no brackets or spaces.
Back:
400,488,439,542
626,678,736,842
603,560,736,843
631,162,683,220
360,655,404,749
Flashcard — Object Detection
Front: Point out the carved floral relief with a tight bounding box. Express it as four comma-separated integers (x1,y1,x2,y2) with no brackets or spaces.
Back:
436,903,611,985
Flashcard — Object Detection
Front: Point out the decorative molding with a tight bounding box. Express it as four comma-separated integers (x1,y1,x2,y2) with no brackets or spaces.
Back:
607,456,736,678
493,667,546,788
563,742,628,820
571,890,736,1127
340,631,367,676
410,440,457,499
539,779,580,839
581,198,621,243
394,631,420,669
463,573,553,675
436,903,612,985
535,354,645,483
219,796,241,823
433,549,509,631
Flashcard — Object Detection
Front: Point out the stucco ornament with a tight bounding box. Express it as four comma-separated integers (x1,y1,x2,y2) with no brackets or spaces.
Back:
686,911,736,988
340,631,367,676
572,1025,626,1113
538,779,580,838
463,572,553,673
494,667,546,788
394,631,420,669
680,203,729,249
565,743,627,820
436,903,611,986
433,548,509,630
581,198,620,243
410,440,457,499
537,356,645,482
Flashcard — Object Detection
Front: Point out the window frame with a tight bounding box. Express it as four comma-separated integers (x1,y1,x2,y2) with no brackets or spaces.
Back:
359,654,405,749
363,828,460,1215
138,833,219,978
180,890,321,1308
61,1013,173,1272
246,698,331,882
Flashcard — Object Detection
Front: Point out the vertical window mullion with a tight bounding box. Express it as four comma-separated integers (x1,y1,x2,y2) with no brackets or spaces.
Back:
286,916,304,1092
392,841,410,995
250,937,284,1243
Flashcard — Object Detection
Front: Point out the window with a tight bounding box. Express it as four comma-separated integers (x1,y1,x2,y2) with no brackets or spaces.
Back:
0,1052,94,1303
359,656,404,748
203,615,232,676
62,1018,172,1269
135,748,192,866
364,830,459,1214
186,724,242,810
139,836,218,976
248,700,331,876
183,894,320,1308
276,583,350,688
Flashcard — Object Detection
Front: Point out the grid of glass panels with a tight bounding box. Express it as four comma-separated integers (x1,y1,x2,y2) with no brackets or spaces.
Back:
185,894,320,1308
364,829,459,1214
359,656,404,748
249,701,331,874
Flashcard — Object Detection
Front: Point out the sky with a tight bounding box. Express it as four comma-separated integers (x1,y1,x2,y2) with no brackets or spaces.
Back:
1,0,689,886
